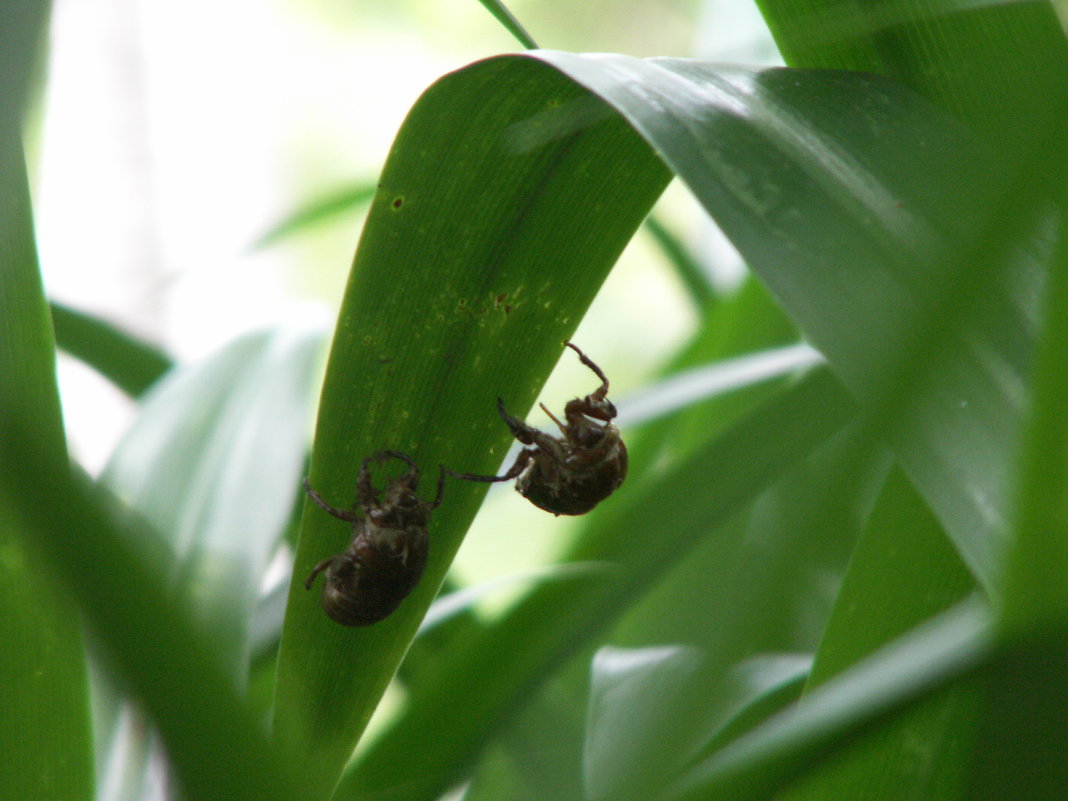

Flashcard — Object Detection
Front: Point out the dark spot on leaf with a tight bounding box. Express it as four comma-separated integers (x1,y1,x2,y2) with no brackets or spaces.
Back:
392,197,404,209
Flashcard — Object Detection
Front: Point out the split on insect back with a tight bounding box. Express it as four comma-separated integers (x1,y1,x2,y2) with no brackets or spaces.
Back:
303,450,445,626
451,341,628,516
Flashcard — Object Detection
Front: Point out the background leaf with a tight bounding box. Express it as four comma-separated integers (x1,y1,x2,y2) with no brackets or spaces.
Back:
103,324,321,677
961,135,1068,801
777,469,980,800
252,183,379,252
50,302,172,398
665,599,992,801
1,443,313,801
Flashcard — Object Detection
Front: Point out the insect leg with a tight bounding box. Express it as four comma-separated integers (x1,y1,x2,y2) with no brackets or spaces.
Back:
566,341,609,399
497,398,542,445
429,464,447,508
563,342,616,424
447,448,534,483
304,478,361,521
304,555,336,590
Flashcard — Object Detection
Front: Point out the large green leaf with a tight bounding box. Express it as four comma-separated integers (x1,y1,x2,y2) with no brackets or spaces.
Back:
271,55,673,793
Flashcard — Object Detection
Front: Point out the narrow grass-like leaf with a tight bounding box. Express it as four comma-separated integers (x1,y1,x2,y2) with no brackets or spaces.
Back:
475,0,539,48
419,562,608,633
618,342,822,426
0,532,93,801
0,2,48,140
997,179,1068,635
623,275,799,478
252,183,378,250
642,214,716,312
50,302,172,397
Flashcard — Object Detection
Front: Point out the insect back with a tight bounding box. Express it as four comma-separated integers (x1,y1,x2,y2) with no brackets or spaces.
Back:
303,450,445,626
452,342,627,516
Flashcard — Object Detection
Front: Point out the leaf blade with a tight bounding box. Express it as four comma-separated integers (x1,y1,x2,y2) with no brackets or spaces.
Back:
271,54,672,794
